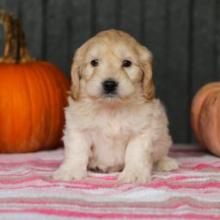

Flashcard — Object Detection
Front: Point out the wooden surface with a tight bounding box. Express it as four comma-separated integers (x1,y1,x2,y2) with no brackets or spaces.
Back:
0,0,219,143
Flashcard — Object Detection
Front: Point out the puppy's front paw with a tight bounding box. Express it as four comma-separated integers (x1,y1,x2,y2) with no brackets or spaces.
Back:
118,168,151,184
53,166,87,181
156,157,179,172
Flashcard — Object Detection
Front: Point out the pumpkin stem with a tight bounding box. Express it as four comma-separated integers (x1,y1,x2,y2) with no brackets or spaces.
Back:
0,10,33,63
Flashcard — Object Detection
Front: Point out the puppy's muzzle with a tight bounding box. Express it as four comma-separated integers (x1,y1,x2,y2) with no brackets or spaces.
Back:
102,79,118,95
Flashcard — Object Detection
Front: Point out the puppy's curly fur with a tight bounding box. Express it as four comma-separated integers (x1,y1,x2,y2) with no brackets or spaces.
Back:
53,29,178,183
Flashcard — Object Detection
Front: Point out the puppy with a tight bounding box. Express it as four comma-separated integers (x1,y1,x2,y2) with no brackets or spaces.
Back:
53,29,178,183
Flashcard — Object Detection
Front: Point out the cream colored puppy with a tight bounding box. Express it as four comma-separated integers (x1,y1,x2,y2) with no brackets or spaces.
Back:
53,29,178,183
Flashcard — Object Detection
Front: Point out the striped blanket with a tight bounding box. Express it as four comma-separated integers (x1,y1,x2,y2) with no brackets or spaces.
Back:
0,144,220,220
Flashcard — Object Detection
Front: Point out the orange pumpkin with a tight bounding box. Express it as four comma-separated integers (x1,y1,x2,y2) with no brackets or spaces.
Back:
0,10,69,153
191,82,220,156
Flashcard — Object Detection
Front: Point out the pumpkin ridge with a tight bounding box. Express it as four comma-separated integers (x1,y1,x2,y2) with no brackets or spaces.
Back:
46,63,69,144
37,63,59,149
23,64,43,152
33,63,52,149
0,69,14,152
12,65,32,151
46,66,64,146
23,65,33,149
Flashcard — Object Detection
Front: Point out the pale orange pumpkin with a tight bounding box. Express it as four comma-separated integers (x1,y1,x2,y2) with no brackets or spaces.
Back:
191,82,220,156
0,10,69,153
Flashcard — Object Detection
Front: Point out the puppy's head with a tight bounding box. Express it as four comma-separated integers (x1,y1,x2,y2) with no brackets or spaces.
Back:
71,29,155,104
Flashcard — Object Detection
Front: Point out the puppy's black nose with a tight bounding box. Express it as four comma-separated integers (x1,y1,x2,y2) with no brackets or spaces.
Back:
102,79,118,94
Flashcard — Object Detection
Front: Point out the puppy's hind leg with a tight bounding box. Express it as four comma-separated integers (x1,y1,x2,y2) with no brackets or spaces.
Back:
155,157,179,172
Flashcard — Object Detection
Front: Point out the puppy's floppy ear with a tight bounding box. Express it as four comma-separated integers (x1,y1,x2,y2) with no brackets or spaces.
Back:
70,47,84,100
70,60,80,100
139,46,155,101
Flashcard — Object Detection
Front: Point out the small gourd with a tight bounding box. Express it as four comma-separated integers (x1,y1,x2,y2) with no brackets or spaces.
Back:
191,82,220,156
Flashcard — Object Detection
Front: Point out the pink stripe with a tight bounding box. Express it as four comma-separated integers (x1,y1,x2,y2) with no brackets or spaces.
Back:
1,198,220,210
194,163,220,169
0,177,118,189
1,176,220,191
148,181,220,189
179,163,220,170
0,160,60,168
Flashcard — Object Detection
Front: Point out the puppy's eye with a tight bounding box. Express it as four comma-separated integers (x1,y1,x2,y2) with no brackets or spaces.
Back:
90,59,99,67
122,59,132,68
